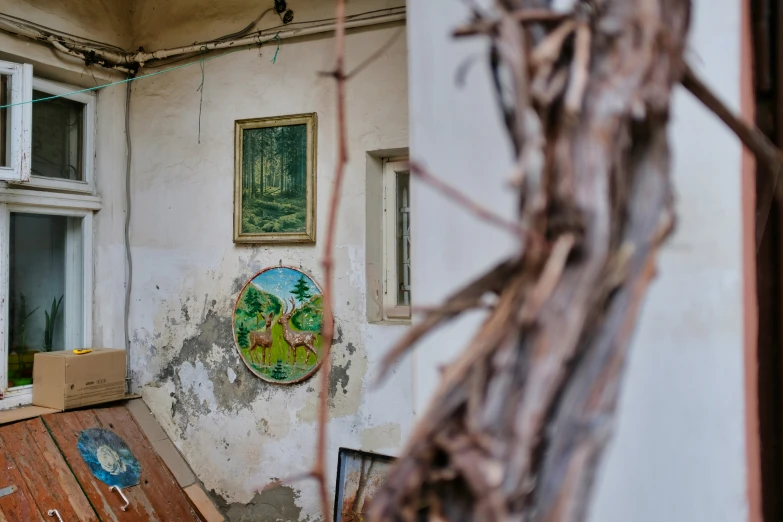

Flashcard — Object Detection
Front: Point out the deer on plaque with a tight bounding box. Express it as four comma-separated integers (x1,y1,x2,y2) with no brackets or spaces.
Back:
248,312,275,366
277,297,318,366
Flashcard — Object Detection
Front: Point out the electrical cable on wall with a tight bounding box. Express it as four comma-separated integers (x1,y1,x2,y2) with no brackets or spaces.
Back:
0,48,245,110
123,78,134,394
0,5,405,71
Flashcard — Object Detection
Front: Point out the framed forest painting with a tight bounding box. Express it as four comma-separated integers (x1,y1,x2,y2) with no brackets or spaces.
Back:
234,113,317,243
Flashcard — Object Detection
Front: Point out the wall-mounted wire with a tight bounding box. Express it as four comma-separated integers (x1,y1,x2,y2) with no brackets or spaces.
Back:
123,77,134,394
0,5,405,74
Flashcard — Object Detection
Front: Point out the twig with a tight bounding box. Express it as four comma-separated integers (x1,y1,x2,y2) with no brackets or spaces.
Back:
312,0,347,520
528,20,576,106
519,234,574,323
530,20,576,67
376,257,521,383
681,63,783,247
409,162,533,241
564,23,591,116
345,26,405,80
453,8,568,38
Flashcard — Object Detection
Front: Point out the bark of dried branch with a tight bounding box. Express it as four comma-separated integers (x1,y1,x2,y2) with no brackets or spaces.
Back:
368,1,691,521
313,1,347,520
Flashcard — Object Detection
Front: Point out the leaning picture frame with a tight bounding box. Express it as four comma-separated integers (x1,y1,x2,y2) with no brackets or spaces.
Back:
333,448,395,522
233,113,317,244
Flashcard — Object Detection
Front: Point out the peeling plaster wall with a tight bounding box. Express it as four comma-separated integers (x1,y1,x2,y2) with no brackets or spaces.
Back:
126,6,412,519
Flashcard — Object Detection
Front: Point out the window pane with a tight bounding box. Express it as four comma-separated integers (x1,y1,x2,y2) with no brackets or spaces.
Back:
8,213,83,389
32,90,84,180
396,171,411,307
0,74,9,168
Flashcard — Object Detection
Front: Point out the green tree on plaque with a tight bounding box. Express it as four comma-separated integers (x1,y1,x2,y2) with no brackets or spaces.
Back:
244,286,265,328
270,359,287,380
236,323,250,348
291,275,312,303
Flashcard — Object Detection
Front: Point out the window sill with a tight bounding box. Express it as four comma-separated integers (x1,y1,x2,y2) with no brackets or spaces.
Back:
369,318,412,326
0,186,101,210
0,387,32,411
11,176,93,195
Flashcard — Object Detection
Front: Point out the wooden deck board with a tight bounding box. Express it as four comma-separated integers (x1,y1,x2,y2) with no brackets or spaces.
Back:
0,418,97,521
44,408,154,521
93,406,199,521
0,433,45,522
43,405,200,522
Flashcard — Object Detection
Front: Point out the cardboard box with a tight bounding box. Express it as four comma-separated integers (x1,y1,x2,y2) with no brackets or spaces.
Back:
33,349,126,410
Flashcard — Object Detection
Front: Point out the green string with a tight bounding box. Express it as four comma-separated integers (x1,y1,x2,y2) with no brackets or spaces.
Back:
271,33,281,64
0,46,254,110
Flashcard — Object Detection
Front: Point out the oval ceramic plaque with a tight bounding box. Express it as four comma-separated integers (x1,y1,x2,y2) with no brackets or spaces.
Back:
233,267,327,384
77,428,141,488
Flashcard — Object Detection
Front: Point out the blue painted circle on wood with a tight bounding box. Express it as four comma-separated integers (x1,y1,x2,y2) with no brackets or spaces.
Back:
77,428,141,487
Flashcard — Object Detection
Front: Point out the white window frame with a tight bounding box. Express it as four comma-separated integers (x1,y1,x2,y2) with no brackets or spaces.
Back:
0,64,99,409
382,159,411,321
0,201,94,408
9,77,96,194
0,60,32,183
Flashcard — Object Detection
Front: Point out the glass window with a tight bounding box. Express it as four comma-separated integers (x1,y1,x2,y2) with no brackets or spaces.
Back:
0,73,9,168
7,213,83,389
31,90,84,181
0,60,32,182
396,171,411,307
383,160,411,320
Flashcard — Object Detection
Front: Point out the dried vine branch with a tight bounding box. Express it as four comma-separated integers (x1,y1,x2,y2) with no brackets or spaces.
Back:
312,1,783,521
312,0,347,519
681,64,783,247
453,8,567,37
409,162,531,240
369,1,692,521
377,256,522,382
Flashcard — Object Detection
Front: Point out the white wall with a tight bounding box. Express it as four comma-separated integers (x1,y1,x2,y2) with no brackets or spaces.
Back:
407,1,749,522
1,0,131,49
406,0,518,414
125,3,412,519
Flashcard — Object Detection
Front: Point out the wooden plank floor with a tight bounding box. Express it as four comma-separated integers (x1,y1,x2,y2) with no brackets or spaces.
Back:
42,406,200,522
0,418,97,521
93,407,199,521
0,431,45,522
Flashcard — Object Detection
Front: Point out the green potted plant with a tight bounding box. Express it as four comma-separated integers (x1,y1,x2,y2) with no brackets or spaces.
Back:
41,295,63,353
10,293,38,386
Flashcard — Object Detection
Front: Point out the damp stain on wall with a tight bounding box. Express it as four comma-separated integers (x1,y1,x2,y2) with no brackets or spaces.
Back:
211,483,304,522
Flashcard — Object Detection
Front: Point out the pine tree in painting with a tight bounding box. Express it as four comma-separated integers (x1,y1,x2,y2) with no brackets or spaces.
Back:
244,286,265,328
236,323,250,348
270,359,287,380
291,275,312,303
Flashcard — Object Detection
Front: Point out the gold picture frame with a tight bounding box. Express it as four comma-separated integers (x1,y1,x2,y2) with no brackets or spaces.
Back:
234,113,317,244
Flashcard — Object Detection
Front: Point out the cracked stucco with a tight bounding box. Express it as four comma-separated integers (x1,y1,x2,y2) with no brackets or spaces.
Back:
133,250,410,519
120,5,411,519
